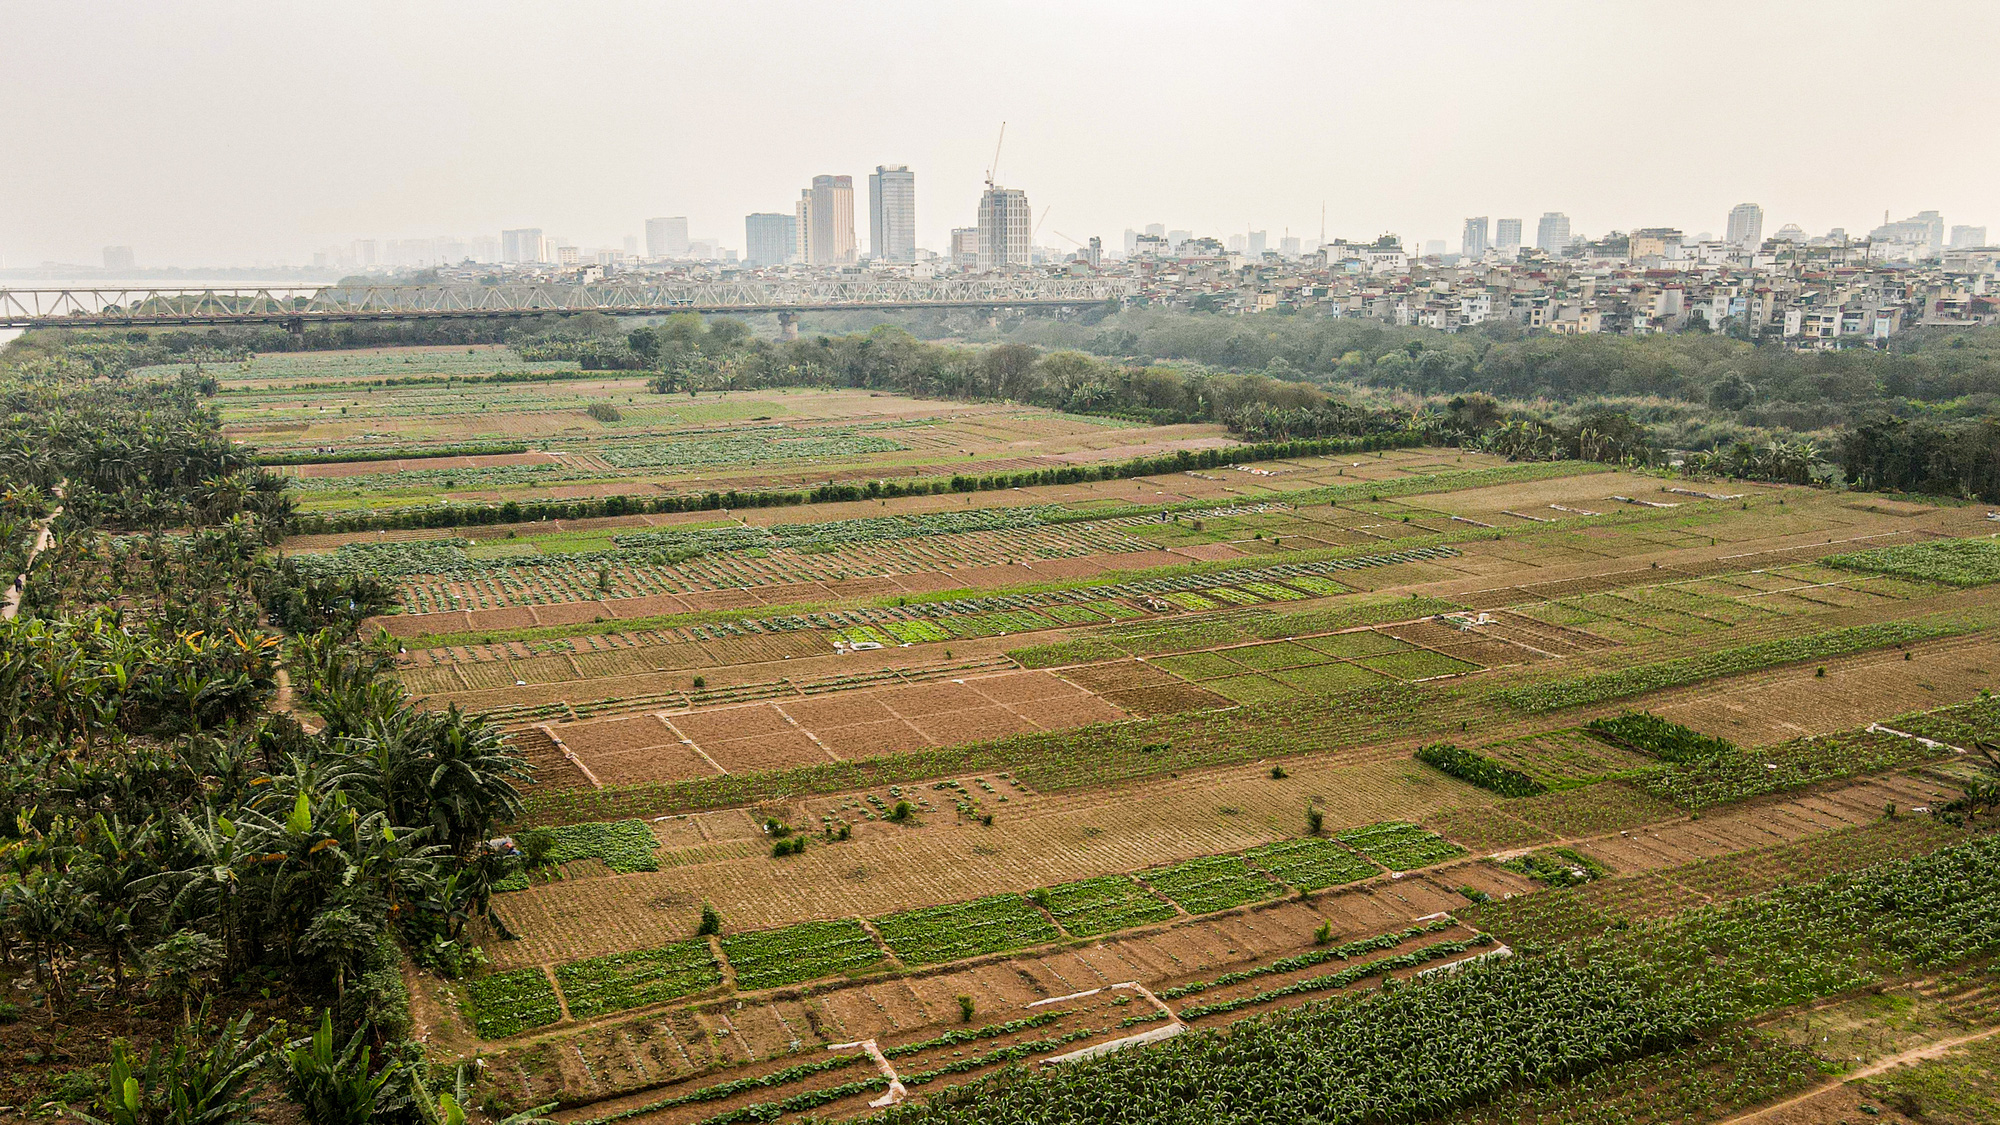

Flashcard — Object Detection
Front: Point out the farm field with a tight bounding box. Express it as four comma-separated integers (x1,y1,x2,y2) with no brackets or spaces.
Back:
233,354,2000,1125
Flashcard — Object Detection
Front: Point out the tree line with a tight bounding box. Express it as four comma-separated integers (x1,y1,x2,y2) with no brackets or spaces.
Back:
0,355,540,1120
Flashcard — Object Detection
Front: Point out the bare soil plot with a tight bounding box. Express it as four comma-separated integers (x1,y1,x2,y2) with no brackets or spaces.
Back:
1101,682,1234,716
668,705,794,742
776,695,898,729
963,670,1085,704
812,718,936,757
701,731,833,772
906,706,1042,744
586,744,723,786
553,714,680,757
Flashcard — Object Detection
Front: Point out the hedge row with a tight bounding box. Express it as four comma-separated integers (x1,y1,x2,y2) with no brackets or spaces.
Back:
1413,742,1547,798
259,442,531,467
288,430,1427,534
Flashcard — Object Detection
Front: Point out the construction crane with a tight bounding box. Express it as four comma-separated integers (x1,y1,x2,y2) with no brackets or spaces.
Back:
1033,206,1053,240
985,122,1007,191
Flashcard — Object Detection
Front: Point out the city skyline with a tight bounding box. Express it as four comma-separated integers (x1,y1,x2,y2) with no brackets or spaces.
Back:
4,3,1996,268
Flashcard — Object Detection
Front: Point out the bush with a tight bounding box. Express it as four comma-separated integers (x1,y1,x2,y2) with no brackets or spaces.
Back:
585,402,623,422
698,903,722,936
1587,713,1737,764
1415,743,1547,797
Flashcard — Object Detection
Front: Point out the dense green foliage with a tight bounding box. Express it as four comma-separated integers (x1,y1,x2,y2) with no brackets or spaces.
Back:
1496,618,1972,712
882,834,2000,1125
1827,535,2000,586
1585,712,1739,763
1415,742,1548,797
873,894,1063,965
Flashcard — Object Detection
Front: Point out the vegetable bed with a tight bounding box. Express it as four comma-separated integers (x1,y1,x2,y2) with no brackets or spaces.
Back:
721,919,885,990
872,894,1062,965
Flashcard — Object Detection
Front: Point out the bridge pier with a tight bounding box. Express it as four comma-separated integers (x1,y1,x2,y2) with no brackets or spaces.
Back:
777,311,800,341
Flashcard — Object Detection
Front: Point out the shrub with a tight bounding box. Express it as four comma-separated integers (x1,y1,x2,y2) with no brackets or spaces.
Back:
958,995,976,1022
1415,742,1547,797
585,402,623,422
698,903,722,936
1586,713,1737,764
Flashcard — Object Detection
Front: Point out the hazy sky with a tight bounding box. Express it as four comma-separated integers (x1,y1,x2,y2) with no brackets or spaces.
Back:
4,1,1996,268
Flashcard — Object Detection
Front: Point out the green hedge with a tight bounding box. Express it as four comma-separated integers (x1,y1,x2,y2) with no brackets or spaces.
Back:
288,431,1426,534
1414,742,1546,797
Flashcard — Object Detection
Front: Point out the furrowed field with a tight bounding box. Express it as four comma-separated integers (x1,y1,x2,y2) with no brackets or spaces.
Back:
40,339,1999,1125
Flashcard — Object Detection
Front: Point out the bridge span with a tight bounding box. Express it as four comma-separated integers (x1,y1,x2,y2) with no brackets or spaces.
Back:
0,278,1125,332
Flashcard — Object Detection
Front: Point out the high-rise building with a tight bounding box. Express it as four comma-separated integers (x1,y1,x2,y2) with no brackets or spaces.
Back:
950,227,979,267
1462,217,1489,259
645,217,690,259
1279,236,1302,258
806,175,857,265
745,213,797,267
1145,223,1165,238
868,165,916,262
1168,230,1191,252
1871,210,1945,255
977,187,1032,269
1495,218,1522,258
1725,203,1765,250
102,246,135,270
354,239,377,267
501,228,544,264
1950,225,1988,249
1536,212,1571,254
555,245,580,267
1248,231,1268,256
1122,229,1138,254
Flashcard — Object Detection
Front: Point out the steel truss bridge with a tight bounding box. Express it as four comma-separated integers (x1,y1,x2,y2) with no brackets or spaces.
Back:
0,278,1126,331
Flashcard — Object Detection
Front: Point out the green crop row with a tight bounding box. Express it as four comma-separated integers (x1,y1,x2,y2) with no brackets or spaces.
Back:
555,939,722,1019
461,967,563,1038
1414,743,1547,797
1035,875,1176,938
1159,921,1455,1001
1585,712,1738,763
1494,617,1976,713
873,894,1063,966
719,918,885,991
1178,935,1496,1020
495,819,659,891
1336,821,1468,870
1826,536,2000,587
874,834,2000,1125
1501,847,1611,888
1141,855,1281,914
1244,837,1382,891
1629,729,1948,809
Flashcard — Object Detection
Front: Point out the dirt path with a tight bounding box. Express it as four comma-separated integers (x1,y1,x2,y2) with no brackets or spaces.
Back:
1719,1021,2000,1124
1,501,60,620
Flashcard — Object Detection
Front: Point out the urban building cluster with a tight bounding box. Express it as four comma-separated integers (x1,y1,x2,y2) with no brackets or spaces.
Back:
290,192,1994,347
1097,206,1994,346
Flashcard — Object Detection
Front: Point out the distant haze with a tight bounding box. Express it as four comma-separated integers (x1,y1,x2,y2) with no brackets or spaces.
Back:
3,1,1995,267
